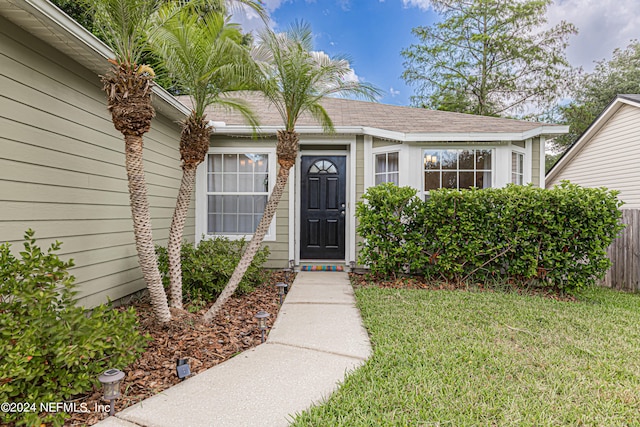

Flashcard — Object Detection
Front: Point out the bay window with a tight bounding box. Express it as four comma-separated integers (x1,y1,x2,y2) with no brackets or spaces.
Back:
423,149,492,192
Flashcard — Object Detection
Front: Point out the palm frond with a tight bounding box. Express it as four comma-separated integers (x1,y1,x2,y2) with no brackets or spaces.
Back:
149,6,261,125
254,20,381,132
79,0,164,66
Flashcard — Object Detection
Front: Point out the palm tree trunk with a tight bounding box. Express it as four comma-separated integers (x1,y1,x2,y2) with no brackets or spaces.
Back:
203,166,290,322
124,134,171,323
167,165,196,309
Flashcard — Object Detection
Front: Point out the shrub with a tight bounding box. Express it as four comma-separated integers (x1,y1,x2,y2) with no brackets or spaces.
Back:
157,238,270,303
356,182,624,291
0,230,149,427
356,183,423,277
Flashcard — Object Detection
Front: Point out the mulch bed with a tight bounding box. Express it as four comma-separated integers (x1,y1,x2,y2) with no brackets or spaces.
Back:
65,271,292,426
350,272,578,302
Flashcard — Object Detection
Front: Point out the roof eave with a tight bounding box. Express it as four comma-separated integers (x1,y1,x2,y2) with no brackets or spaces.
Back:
2,0,189,122
546,96,640,184
211,124,568,142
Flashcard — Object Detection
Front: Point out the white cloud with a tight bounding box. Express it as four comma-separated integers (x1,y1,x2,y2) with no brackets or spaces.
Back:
546,0,640,71
337,0,351,11
390,87,400,97
398,0,640,73
230,1,364,87
260,0,289,12
228,3,271,33
401,0,432,11
313,51,361,82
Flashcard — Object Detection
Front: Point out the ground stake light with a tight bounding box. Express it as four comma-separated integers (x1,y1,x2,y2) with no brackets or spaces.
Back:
255,310,270,343
176,358,191,381
98,368,125,417
276,282,288,305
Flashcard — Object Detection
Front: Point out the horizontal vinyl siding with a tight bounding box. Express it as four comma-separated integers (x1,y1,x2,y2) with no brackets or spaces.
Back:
0,17,191,307
531,138,541,187
549,105,640,207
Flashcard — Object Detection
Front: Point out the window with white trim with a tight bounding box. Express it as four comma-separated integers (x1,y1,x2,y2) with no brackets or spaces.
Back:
511,152,524,185
206,153,269,235
374,152,399,185
423,149,492,192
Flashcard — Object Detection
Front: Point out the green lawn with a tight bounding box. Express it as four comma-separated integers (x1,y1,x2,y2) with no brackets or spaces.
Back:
292,285,640,426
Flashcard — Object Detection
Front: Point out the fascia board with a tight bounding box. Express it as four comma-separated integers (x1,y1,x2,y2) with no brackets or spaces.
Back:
213,125,568,142
14,0,189,121
546,99,630,183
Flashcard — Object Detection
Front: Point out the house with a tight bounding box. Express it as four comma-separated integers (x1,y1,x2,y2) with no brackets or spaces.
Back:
1,1,568,307
185,93,567,270
546,95,640,205
0,0,192,307
546,94,640,291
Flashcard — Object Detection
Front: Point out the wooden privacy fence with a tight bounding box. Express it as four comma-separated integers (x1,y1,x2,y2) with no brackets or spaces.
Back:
601,208,640,291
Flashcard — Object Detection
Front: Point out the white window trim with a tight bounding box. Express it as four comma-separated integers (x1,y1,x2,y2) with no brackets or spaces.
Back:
511,150,525,185
196,146,277,243
420,147,496,197
372,147,401,187
365,143,406,191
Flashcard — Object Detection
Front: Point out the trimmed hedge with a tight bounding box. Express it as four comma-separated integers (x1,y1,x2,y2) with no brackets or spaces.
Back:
156,237,270,304
356,182,624,291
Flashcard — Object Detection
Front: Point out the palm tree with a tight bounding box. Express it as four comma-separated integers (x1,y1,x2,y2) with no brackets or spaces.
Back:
81,0,265,322
149,6,261,309
203,22,380,322
82,0,173,322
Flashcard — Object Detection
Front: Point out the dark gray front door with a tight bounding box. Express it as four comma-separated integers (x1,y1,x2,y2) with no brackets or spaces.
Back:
300,156,346,260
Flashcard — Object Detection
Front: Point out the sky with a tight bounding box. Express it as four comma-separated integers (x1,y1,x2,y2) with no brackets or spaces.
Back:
233,0,640,106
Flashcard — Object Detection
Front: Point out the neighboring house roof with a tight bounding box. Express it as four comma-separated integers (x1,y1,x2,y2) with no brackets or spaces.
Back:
0,0,189,122
179,92,567,142
546,94,640,184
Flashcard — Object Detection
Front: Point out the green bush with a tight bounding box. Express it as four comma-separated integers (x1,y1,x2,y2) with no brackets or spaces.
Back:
355,183,424,277
356,182,625,291
157,238,270,303
0,230,149,427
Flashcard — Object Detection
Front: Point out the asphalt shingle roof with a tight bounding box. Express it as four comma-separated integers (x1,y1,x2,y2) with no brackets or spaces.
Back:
177,92,559,135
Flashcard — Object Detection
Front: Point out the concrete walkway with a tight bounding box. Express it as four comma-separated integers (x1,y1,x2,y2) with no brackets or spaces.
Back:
96,271,371,427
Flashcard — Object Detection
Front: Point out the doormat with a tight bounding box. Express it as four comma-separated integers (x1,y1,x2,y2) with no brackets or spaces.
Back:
301,265,344,271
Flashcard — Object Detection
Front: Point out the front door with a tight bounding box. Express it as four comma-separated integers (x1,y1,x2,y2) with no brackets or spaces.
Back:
300,155,346,260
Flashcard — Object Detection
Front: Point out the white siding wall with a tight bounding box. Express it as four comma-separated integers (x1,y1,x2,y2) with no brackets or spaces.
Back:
0,17,192,307
548,105,640,208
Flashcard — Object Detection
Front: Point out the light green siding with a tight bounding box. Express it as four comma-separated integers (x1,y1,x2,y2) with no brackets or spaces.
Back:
0,16,192,307
531,137,541,187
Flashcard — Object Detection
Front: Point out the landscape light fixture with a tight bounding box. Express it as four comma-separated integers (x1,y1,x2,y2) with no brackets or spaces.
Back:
254,310,270,343
176,358,191,381
98,368,125,417
350,261,356,272
275,282,288,305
